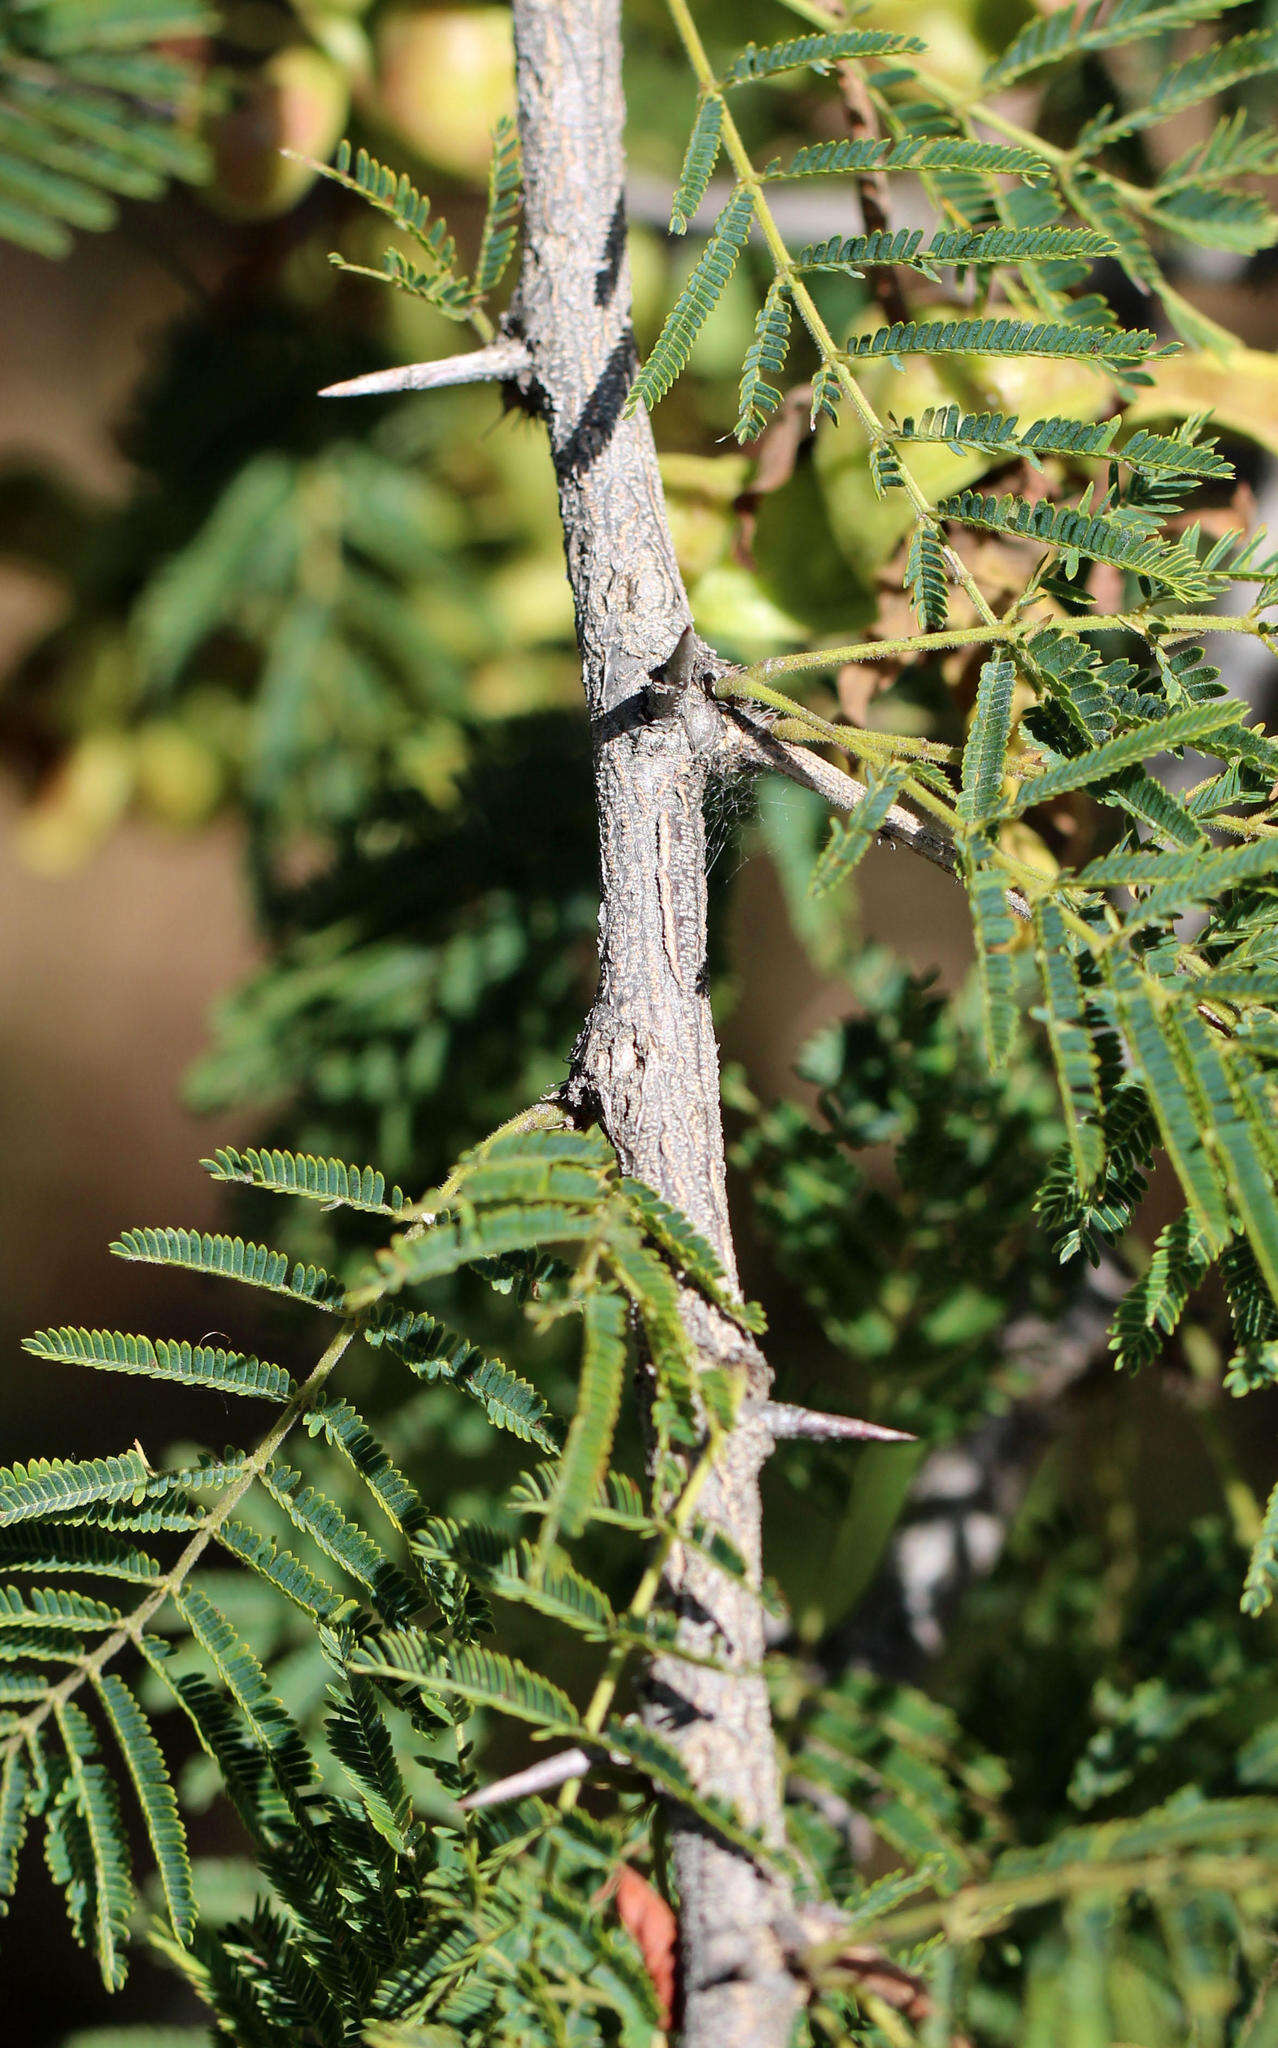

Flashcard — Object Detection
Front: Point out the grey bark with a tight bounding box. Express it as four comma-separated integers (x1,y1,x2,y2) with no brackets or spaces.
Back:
507,5,802,2044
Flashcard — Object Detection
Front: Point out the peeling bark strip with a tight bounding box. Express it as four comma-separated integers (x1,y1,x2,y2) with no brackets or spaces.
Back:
508,5,802,2043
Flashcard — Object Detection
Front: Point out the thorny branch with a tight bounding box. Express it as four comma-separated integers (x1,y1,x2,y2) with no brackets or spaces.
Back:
504,5,801,2043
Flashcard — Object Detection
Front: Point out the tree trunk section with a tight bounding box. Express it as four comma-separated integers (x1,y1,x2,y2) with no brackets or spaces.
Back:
508,6,801,2044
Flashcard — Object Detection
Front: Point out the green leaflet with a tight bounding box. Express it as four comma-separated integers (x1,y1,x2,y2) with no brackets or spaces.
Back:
895,405,1119,465
508,1463,651,1533
601,1718,790,1872
138,1636,297,1845
1023,629,1116,743
0,1525,160,1584
809,361,841,427
351,1633,580,1734
0,1450,152,1527
669,91,722,233
306,1398,427,1534
1110,1212,1212,1371
1102,957,1231,1253
174,1586,319,1788
1160,111,1278,193
55,1698,134,1991
1244,1479,1278,1616
798,226,1115,274
1013,702,1243,812
810,766,913,897
905,521,949,630
413,1522,615,1638
260,1464,421,1622
537,1882,663,2028
718,30,924,87
736,280,791,442
538,1286,629,1546
22,1327,294,1401
773,137,1047,180
325,1675,413,1853
627,185,755,414
1194,970,1278,1009
378,1311,558,1452
0,1742,28,1909
1104,769,1209,850
1086,30,1278,139
1033,903,1105,1191
94,1672,195,1945
473,116,521,297
620,1177,763,1330
1171,1007,1278,1301
606,1225,701,1433
942,490,1223,604
846,317,1170,368
959,652,1016,827
368,1203,601,1295
1150,187,1278,258
203,1144,406,1215
0,1585,120,1629
0,0,210,259
1065,166,1163,296
1076,838,1278,922
966,847,1020,1070
986,0,1252,88
110,1228,345,1310
1118,426,1234,483
214,1519,347,1625
446,1126,613,1206
309,141,473,319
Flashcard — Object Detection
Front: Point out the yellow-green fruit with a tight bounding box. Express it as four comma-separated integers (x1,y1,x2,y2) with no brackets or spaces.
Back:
15,735,135,874
207,46,350,221
376,7,514,178
874,2,987,89
134,722,223,828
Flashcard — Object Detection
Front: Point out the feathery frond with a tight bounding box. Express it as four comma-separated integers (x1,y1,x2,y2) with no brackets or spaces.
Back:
204,1145,407,1215
473,116,521,297
847,317,1173,369
110,1229,345,1309
718,31,925,87
736,280,791,442
669,91,722,233
0,0,211,257
987,0,1252,89
307,141,475,319
22,1328,294,1400
628,184,754,414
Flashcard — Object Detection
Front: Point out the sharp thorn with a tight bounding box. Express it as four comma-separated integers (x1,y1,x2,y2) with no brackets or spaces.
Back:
458,1746,594,1810
758,1400,916,1445
318,340,531,400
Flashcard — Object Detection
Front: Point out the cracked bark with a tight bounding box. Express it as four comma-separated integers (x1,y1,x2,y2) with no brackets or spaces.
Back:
508,5,801,2044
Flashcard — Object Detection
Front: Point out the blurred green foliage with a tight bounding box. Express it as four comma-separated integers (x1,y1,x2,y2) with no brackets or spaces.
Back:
5,1,1278,2044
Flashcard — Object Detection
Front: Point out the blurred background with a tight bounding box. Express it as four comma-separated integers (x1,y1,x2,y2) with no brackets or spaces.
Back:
3,0,1278,2039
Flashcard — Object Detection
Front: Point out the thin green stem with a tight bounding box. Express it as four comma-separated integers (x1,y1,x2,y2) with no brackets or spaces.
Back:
728,609,1272,692
713,672,959,764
